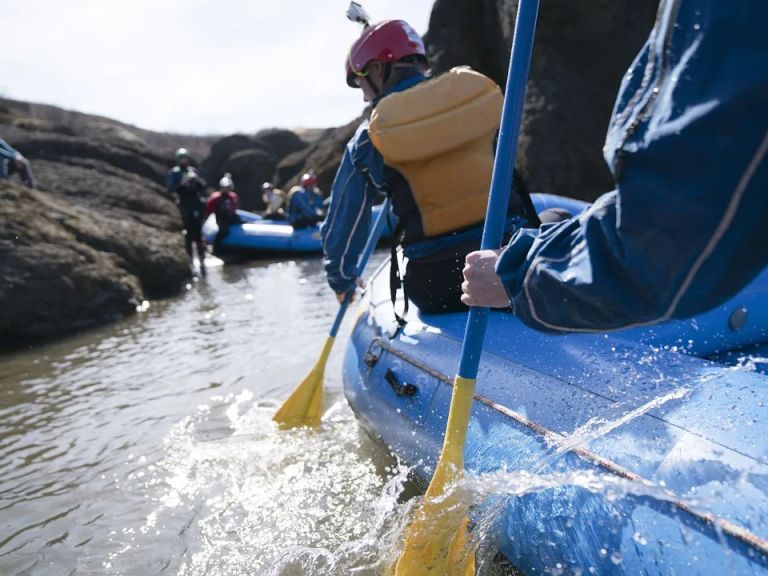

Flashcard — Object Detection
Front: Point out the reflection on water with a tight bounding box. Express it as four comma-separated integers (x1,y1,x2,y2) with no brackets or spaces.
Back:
3,254,767,575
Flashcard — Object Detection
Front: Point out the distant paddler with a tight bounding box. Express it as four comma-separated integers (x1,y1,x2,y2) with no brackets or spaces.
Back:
205,173,242,254
288,171,325,229
261,181,287,220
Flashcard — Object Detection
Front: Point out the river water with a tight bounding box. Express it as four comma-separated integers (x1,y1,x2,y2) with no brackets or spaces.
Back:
1,254,439,576
4,254,766,576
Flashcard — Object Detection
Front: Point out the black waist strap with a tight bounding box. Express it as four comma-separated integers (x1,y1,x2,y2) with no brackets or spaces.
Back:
389,226,409,330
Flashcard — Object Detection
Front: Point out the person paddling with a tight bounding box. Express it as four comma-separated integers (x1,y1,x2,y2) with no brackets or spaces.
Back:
261,181,287,220
320,17,540,321
205,173,242,254
461,0,768,333
288,171,325,229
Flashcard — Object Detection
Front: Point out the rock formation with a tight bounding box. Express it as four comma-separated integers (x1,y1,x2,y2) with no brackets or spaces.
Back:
200,129,307,210
0,101,198,348
0,1,660,348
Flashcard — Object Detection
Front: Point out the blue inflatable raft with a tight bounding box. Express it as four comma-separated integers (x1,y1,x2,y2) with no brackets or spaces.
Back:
343,194,768,574
202,203,394,256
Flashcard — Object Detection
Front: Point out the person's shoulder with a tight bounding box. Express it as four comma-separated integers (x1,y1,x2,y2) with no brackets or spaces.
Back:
348,119,375,160
352,119,371,143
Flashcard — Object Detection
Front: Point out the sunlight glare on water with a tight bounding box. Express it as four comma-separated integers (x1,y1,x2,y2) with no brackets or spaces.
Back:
107,395,411,576
0,255,422,576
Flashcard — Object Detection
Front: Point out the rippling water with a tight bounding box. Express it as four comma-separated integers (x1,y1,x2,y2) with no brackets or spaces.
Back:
1,255,428,575
5,255,765,576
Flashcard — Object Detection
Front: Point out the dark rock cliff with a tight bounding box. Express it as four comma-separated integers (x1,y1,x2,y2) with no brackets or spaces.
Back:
200,129,308,209
0,99,315,349
0,102,194,348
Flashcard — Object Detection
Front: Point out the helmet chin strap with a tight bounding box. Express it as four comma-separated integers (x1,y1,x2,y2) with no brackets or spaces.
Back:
366,62,425,102
363,74,382,99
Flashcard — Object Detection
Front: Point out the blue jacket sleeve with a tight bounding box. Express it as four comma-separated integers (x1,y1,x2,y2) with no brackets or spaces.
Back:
0,138,19,160
496,1,768,333
320,124,382,294
0,138,13,178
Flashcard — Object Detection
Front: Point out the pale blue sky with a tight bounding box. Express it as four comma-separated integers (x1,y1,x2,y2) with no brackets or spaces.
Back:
1,0,434,134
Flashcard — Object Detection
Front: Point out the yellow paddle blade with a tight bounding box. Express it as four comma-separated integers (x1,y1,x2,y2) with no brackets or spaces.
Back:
394,376,478,575
272,336,335,428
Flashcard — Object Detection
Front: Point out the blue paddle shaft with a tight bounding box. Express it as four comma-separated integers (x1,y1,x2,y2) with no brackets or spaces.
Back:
330,197,392,338
458,0,540,379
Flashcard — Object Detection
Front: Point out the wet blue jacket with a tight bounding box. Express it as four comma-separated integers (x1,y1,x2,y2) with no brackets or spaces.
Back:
496,0,768,332
321,74,522,295
0,138,20,163
288,187,324,227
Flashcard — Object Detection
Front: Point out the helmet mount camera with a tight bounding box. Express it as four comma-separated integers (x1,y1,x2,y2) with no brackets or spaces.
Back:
346,2,370,28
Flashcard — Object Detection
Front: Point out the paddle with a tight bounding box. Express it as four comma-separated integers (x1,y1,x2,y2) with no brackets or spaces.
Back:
273,197,392,428
393,1,541,573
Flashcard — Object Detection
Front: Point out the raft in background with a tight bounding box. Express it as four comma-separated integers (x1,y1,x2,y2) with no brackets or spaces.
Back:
202,203,395,256
343,194,768,575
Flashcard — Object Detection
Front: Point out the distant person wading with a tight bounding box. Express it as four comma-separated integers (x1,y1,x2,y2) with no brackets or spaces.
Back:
166,148,208,276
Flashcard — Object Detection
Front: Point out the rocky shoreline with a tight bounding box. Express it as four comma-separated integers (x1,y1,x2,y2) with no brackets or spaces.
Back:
0,1,655,350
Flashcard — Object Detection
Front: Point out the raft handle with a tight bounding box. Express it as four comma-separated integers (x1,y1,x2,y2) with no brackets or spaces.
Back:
384,369,418,397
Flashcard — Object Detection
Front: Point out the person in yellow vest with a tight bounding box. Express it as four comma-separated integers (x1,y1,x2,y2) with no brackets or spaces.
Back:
261,181,287,220
320,19,540,321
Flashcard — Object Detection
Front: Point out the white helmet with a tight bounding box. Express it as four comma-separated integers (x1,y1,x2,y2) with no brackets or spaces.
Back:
219,173,234,190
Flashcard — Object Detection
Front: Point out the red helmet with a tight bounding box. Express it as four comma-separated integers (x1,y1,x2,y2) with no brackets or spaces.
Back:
345,20,426,87
301,172,318,188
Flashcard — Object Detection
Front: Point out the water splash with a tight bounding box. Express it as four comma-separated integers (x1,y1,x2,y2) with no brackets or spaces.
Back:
105,392,417,576
730,355,768,374
534,386,693,472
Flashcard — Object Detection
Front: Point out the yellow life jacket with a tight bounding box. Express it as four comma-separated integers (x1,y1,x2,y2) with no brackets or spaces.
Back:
369,67,503,239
